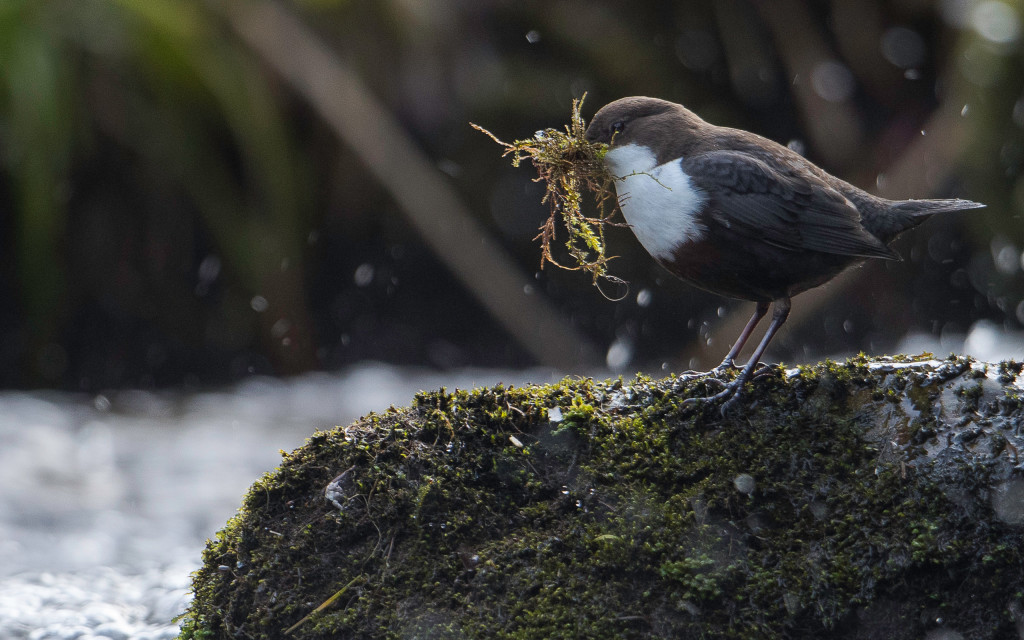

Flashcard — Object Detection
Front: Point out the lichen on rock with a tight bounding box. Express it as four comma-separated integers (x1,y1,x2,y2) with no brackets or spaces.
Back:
177,354,1024,639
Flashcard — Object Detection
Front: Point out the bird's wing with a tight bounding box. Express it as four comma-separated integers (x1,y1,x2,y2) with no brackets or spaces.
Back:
682,150,898,259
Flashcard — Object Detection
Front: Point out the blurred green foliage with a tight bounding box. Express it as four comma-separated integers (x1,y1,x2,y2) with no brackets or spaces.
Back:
1,0,314,385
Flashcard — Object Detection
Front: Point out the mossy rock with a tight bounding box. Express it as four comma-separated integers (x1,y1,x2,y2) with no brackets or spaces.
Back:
178,355,1024,639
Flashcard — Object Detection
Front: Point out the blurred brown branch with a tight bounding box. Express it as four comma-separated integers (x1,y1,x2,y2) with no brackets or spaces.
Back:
221,0,599,370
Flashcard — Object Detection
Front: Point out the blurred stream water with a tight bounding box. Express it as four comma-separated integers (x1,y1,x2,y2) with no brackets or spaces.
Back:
0,363,561,639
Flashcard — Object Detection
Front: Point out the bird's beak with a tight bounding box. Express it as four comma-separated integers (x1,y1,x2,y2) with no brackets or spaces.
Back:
583,124,601,145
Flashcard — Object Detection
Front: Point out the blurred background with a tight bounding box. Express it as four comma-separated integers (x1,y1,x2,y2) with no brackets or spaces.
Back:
1,0,1022,388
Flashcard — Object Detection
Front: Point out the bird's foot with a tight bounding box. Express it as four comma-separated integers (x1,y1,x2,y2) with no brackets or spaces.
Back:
751,364,779,380
710,358,771,377
671,364,737,393
680,363,783,415
709,360,739,376
674,370,705,379
680,378,744,415
670,369,716,391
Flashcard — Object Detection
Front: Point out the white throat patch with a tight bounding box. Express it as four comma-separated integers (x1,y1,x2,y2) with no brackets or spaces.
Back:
604,143,707,261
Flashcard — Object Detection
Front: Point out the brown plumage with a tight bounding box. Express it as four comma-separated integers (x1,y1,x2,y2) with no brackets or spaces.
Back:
585,96,984,411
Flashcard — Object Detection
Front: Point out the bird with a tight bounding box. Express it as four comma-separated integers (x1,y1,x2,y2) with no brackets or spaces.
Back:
584,96,985,412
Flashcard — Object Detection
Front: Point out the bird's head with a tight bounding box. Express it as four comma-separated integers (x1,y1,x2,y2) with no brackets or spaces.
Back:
584,97,708,175
584,96,685,148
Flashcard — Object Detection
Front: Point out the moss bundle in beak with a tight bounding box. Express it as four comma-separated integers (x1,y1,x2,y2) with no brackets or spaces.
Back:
472,95,625,293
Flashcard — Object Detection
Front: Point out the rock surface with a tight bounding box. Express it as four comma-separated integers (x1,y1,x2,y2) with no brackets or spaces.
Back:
178,355,1024,639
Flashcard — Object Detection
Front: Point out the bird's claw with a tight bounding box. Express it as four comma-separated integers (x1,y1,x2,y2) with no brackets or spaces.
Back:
719,388,744,415
675,369,708,380
710,360,739,376
671,368,721,392
703,377,728,392
680,379,742,413
678,359,775,413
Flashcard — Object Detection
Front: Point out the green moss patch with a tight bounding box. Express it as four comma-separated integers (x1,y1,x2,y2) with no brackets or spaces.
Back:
178,355,1024,639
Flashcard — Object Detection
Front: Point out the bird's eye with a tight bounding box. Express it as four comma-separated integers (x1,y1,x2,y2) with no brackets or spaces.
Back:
612,121,625,134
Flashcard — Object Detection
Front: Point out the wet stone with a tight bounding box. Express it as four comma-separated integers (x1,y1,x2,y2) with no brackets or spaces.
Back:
179,354,1024,640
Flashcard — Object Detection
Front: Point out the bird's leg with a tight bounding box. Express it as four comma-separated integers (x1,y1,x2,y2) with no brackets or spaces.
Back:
683,297,791,413
675,301,770,388
711,301,770,375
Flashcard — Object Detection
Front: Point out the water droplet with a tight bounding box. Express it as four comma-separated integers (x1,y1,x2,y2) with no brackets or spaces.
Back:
636,288,653,307
940,0,973,27
992,478,1024,525
783,592,801,614
353,263,374,287
810,59,855,103
271,318,291,338
961,104,970,116
437,158,461,177
606,337,634,371
1012,98,1024,127
971,1,1021,45
991,236,1020,274
881,26,926,69
93,394,111,412
733,473,756,495
880,25,929,69
525,30,541,43
198,255,221,283
809,500,827,520
250,295,269,312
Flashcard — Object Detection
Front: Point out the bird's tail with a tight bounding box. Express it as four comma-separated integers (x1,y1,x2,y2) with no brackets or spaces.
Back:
871,197,985,241
889,198,986,217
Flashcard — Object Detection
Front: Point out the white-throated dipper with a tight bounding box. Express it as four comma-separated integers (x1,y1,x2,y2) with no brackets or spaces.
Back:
584,96,984,411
